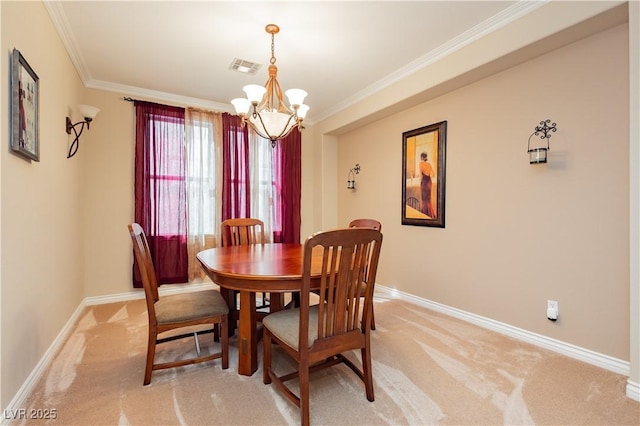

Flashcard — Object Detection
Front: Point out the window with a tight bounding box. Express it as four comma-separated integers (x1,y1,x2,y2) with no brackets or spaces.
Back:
148,117,187,236
186,118,216,236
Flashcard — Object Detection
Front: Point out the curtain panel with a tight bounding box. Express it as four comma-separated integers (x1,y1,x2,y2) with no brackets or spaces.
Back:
185,108,223,280
273,130,302,243
221,113,251,221
133,101,188,287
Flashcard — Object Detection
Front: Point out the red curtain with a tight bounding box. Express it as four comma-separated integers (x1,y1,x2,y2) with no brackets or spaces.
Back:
221,113,251,221
133,101,188,287
273,130,301,243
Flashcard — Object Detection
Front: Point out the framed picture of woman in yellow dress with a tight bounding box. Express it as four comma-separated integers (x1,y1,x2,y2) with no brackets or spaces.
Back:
401,121,446,227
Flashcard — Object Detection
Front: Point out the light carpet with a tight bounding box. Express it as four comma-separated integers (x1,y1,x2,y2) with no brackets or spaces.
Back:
13,296,640,425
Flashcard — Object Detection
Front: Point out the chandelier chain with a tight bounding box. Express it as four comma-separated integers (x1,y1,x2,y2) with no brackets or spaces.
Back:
270,32,276,65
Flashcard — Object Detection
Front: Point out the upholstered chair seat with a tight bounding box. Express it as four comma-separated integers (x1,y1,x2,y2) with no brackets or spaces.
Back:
155,290,229,324
262,305,322,349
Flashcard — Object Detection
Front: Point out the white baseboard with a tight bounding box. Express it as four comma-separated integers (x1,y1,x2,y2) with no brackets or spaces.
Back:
83,281,216,306
374,285,630,377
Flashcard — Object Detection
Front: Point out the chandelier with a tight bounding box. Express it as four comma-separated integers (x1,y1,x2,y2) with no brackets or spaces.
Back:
231,24,309,147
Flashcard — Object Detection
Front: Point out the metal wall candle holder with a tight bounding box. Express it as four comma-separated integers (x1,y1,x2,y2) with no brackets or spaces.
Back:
527,119,557,164
347,163,360,189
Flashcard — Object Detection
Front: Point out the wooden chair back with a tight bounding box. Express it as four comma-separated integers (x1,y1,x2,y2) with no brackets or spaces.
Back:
348,218,382,231
347,219,382,329
128,223,160,320
300,228,382,358
220,217,268,314
221,218,265,247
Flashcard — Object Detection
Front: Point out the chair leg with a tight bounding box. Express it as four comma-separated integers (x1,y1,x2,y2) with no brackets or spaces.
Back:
193,332,201,356
263,331,272,384
144,325,157,386
258,292,270,310
221,316,229,369
370,304,376,330
213,323,220,342
291,292,301,308
361,344,374,402
300,360,311,426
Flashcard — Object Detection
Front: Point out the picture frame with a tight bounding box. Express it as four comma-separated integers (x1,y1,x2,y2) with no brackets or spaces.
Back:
10,48,39,162
401,121,447,227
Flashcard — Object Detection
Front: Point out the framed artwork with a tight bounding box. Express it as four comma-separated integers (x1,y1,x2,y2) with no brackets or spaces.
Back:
401,121,447,227
10,48,40,161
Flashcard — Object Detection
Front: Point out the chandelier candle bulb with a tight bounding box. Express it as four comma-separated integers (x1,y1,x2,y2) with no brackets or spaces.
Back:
296,104,310,119
231,98,251,115
243,85,267,104
285,89,308,107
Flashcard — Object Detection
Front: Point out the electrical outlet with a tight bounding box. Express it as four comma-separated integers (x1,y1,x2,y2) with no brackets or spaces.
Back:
547,300,559,321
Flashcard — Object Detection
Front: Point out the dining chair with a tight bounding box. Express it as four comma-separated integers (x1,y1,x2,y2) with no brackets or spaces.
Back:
128,223,229,385
348,218,382,330
220,218,270,326
221,217,265,247
262,227,383,426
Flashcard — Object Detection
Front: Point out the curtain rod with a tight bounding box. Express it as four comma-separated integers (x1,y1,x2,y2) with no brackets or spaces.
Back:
122,96,181,108
122,96,225,117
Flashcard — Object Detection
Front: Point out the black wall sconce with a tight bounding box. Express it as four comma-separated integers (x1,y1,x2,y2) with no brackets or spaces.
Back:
66,104,99,158
527,119,557,164
347,163,360,189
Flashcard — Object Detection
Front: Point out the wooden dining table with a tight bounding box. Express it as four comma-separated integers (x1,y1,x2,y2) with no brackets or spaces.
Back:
196,243,323,376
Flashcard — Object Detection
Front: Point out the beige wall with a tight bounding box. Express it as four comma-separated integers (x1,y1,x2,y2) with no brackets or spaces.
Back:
81,89,137,297
336,25,629,359
1,1,86,407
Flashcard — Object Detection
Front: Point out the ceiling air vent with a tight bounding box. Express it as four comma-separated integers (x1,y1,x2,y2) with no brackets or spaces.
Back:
230,58,261,75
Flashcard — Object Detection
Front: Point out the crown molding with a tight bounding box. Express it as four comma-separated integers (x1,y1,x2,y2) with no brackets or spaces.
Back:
43,1,93,85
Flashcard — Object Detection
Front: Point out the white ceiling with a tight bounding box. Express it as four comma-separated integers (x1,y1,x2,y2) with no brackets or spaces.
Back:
44,1,545,124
